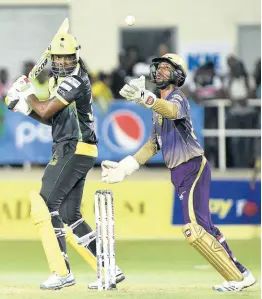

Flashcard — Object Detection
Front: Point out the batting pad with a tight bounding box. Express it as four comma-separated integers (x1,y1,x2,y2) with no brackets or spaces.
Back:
65,225,97,272
182,223,243,281
30,190,68,277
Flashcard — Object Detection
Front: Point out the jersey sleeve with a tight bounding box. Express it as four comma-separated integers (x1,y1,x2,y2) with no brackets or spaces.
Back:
169,93,188,119
56,75,84,105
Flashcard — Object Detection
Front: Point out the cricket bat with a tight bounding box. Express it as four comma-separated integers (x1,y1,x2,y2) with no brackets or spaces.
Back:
28,18,69,80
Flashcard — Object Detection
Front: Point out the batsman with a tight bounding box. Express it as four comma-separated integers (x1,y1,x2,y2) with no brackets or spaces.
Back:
5,29,124,289
101,54,256,292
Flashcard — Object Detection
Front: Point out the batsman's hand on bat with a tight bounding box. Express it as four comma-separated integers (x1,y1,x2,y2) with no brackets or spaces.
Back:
5,75,34,116
119,75,157,109
101,156,140,184
13,75,35,97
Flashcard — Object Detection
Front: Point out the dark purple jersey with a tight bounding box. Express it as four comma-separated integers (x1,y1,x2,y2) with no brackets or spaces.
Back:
151,88,203,168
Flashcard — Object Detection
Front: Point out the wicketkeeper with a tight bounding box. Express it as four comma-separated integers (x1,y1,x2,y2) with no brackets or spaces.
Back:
101,54,256,292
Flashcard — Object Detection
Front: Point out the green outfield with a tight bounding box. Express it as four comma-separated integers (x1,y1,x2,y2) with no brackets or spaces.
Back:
0,239,260,299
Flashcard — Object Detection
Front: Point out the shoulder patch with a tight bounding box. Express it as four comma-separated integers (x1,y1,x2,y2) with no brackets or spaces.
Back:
64,76,81,88
173,94,183,102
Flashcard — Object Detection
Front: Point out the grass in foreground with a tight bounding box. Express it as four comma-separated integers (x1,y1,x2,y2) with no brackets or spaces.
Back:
0,239,260,299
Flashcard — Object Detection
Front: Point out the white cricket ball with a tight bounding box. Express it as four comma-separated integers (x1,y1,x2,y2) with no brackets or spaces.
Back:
125,15,135,26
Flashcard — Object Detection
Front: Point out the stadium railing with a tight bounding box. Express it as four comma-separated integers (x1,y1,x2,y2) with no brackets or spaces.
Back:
203,99,261,171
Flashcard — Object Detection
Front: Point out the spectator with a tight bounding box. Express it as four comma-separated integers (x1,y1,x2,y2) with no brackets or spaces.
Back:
252,58,261,174
22,61,35,77
125,46,140,77
254,58,261,99
111,51,127,99
0,68,12,101
147,43,170,66
0,68,11,138
0,100,4,138
92,72,114,113
188,62,224,103
225,55,253,101
158,43,169,57
187,62,224,167
224,55,256,168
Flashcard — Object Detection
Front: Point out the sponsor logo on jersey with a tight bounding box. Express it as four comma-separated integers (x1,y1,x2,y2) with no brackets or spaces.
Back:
60,82,72,91
145,96,155,106
65,77,81,88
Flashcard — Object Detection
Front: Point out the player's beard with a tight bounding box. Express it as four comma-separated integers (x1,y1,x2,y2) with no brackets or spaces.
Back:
51,60,77,77
156,70,170,84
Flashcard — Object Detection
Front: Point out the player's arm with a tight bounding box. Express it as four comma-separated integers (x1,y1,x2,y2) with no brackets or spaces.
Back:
141,92,187,120
101,139,158,184
137,94,185,120
28,75,84,119
151,98,179,119
27,95,66,119
102,120,159,184
28,110,52,126
133,139,158,164
5,75,68,119
120,76,185,119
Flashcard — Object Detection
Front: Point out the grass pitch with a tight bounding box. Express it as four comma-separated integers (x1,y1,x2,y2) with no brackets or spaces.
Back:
0,239,260,299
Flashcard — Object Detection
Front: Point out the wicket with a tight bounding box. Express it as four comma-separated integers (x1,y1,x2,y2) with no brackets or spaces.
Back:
94,190,116,291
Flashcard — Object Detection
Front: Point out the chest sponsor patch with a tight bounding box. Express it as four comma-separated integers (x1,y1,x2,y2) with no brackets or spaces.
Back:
64,77,81,88
60,82,72,91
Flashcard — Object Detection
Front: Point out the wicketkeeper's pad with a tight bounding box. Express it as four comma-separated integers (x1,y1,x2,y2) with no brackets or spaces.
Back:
183,222,243,281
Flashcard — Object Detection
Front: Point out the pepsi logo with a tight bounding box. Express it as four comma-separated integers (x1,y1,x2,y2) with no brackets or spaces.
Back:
102,110,145,153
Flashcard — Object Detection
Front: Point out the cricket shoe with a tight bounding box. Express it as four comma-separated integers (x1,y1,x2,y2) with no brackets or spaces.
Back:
213,270,256,292
40,271,76,290
88,266,125,290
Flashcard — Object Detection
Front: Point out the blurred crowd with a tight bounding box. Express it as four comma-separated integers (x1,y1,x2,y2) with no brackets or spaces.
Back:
0,44,260,169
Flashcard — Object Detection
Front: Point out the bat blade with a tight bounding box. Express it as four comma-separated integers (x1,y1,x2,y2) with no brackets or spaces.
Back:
57,18,69,35
29,18,69,80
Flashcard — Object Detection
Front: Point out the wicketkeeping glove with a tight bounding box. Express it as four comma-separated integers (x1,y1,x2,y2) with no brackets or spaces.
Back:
119,75,157,109
101,160,119,178
101,156,140,184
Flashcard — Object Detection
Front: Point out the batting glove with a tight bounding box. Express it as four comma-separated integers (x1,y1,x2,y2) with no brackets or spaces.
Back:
13,75,35,99
5,86,32,116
